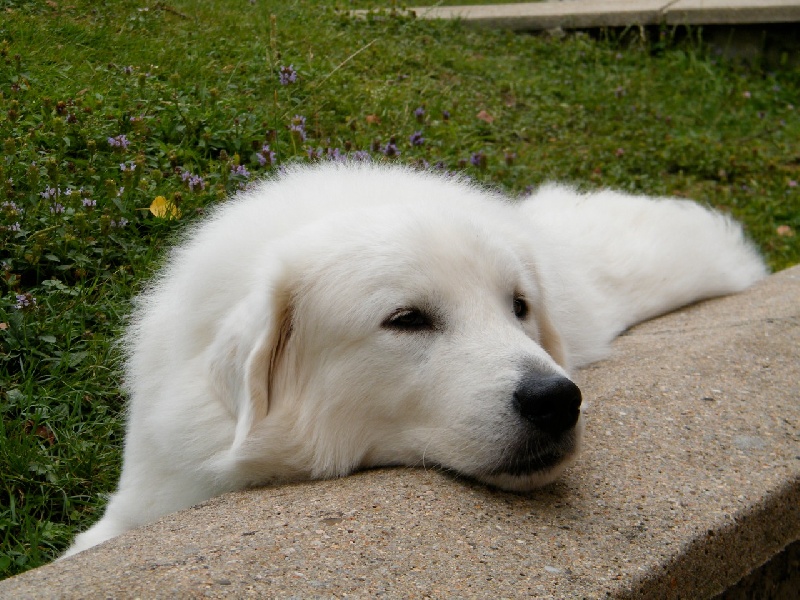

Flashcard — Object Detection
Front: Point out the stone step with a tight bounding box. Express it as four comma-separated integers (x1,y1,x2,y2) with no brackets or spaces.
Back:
403,0,800,30
2,266,797,598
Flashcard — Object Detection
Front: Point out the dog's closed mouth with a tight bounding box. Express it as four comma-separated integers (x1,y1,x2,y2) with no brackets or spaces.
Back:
490,431,579,477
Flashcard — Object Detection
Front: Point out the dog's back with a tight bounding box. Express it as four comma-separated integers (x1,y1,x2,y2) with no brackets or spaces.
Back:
521,184,767,366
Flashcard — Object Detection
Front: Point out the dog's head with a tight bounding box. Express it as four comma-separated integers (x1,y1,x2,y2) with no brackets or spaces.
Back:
210,197,582,493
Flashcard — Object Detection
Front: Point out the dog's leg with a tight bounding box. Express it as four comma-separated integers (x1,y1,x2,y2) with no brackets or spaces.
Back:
59,503,130,559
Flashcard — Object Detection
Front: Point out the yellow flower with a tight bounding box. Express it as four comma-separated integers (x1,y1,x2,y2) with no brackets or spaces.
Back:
149,195,181,219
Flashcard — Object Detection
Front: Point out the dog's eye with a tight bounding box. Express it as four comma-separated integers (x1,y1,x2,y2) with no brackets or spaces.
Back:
383,308,434,332
513,296,529,320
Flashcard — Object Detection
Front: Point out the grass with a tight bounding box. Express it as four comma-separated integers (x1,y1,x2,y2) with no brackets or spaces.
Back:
1,0,798,579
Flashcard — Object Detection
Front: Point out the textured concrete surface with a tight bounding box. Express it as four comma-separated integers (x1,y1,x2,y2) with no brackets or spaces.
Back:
400,0,800,29
2,265,798,598
667,0,800,25
714,539,800,599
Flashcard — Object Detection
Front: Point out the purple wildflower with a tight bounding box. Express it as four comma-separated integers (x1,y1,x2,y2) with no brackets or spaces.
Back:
442,110,450,121
123,65,134,75
231,164,251,178
469,151,487,169
789,180,797,188
351,150,371,162
2,200,20,212
257,144,276,167
15,293,36,310
290,125,306,142
412,159,430,170
306,147,323,161
414,107,425,122
279,65,298,85
325,148,344,162
289,115,307,142
82,198,97,208
180,169,206,191
382,140,400,158
120,161,136,172
108,134,130,149
40,187,58,200
7,222,21,232
409,131,425,147
50,203,65,214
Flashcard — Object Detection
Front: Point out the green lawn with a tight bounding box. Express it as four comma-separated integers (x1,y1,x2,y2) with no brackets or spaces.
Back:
1,0,798,578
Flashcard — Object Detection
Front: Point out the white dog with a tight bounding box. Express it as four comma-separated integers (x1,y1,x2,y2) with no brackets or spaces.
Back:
64,162,766,557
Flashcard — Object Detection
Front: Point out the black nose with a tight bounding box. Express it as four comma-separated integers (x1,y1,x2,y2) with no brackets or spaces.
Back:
513,373,582,436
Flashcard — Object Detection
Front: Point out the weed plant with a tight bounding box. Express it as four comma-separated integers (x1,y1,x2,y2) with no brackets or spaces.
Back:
1,0,798,577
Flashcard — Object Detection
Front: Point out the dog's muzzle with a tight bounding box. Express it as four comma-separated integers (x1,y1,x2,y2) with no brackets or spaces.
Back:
486,373,582,477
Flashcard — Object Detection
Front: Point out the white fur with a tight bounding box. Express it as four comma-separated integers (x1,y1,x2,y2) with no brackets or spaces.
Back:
63,162,766,557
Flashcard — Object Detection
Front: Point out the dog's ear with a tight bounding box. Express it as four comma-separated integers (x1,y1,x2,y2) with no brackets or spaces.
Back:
536,305,569,370
526,264,569,370
521,250,570,371
207,279,293,450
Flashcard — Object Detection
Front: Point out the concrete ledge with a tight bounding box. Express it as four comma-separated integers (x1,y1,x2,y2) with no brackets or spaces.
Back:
2,266,798,598
667,0,800,25
398,1,800,30
407,1,669,30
